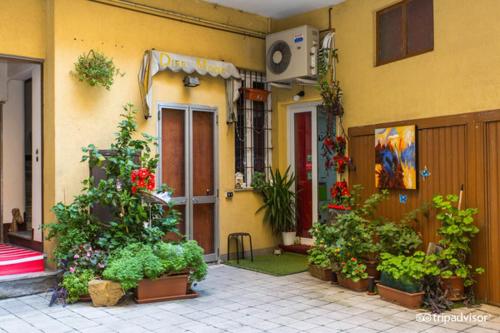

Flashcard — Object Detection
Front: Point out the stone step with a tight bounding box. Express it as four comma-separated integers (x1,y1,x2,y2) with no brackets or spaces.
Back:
0,270,61,299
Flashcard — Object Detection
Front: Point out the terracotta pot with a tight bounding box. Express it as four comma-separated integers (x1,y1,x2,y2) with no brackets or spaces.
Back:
308,264,333,281
135,274,197,304
377,284,424,309
337,275,369,292
443,276,465,301
79,294,92,302
363,259,380,280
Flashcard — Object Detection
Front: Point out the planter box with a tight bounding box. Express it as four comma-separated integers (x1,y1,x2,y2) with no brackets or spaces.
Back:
377,283,424,309
337,275,369,292
135,274,198,304
308,264,333,281
443,276,465,301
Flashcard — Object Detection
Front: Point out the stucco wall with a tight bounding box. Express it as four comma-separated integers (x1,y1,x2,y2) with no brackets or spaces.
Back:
46,0,273,257
271,0,500,169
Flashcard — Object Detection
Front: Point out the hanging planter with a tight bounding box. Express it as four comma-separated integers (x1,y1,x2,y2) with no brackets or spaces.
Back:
241,88,270,102
73,49,124,90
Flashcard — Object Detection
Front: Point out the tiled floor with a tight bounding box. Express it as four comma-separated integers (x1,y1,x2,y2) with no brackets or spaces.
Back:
0,265,499,333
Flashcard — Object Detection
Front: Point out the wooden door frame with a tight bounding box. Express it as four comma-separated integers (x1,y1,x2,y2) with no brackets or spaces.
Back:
287,102,319,244
348,109,500,304
157,102,219,261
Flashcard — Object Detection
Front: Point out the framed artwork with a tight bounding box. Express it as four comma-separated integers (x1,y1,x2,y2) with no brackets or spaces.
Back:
375,125,417,190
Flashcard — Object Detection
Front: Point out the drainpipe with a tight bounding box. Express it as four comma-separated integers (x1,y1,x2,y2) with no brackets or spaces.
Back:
89,0,267,40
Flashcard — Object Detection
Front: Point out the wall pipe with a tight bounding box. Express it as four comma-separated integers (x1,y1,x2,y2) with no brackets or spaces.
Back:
89,0,267,40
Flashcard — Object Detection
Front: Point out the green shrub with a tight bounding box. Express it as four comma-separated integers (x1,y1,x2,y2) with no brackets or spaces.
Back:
62,269,95,303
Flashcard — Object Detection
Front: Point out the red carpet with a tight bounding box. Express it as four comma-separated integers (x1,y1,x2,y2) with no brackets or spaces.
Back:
0,244,44,276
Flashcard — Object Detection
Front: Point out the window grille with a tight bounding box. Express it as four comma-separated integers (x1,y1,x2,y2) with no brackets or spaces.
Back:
235,70,272,187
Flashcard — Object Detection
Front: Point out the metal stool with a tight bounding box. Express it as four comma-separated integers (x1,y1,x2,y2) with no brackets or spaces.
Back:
227,232,253,264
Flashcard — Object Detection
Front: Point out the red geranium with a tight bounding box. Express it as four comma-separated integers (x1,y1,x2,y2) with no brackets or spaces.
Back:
130,167,155,194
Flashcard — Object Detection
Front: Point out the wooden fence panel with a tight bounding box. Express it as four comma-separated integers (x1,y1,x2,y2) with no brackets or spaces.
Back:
348,110,500,304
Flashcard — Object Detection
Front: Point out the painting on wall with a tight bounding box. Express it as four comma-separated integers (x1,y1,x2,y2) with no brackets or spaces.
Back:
375,125,417,190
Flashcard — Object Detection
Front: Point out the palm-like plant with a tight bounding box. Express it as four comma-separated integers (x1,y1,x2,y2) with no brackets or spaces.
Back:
256,167,296,234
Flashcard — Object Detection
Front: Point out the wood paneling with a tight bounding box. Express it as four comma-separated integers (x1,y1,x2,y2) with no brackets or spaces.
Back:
192,111,214,197
486,121,500,305
162,109,185,197
193,203,215,254
348,110,500,304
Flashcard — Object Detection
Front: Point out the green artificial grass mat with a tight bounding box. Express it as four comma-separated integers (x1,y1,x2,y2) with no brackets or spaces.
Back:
225,252,308,276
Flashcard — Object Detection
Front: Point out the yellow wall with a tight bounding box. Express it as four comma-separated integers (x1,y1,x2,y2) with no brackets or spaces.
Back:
272,0,500,158
0,0,274,257
0,0,46,60
46,0,274,256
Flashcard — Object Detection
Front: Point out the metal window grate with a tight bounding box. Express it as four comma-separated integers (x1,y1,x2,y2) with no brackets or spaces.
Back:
235,70,272,187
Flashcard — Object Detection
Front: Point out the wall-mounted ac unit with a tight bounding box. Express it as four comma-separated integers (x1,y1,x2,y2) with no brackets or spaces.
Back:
265,25,319,83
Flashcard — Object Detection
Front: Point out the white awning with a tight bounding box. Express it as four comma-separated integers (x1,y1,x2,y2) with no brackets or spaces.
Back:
139,50,241,118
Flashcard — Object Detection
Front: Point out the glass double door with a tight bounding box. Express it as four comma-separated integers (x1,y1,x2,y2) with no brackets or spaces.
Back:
161,105,217,261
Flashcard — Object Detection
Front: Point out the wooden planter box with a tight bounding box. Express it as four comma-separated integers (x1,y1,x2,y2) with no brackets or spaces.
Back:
443,276,465,301
377,283,424,309
337,275,369,292
135,274,198,304
241,88,270,102
308,264,333,281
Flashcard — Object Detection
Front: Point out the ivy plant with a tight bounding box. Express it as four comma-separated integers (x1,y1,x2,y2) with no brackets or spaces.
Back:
73,49,124,90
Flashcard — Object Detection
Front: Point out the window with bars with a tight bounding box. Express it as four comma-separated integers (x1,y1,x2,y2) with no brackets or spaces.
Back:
235,70,272,188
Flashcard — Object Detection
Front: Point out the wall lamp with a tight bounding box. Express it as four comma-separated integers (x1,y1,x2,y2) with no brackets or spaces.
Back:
183,75,200,87
293,90,305,102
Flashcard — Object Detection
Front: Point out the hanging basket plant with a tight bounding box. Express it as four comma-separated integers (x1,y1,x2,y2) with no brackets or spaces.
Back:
316,33,344,133
73,49,124,90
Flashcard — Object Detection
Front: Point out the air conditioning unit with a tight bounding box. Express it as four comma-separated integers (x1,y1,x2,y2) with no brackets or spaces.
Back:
265,25,319,83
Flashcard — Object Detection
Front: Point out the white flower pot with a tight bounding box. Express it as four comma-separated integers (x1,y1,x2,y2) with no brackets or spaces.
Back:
282,232,296,246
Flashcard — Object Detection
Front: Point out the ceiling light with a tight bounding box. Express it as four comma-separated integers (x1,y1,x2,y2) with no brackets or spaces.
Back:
293,90,305,102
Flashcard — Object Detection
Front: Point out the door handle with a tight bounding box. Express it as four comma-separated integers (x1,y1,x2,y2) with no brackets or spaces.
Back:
206,189,211,195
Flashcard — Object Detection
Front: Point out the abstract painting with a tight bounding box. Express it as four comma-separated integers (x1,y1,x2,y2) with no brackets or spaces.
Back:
375,125,416,190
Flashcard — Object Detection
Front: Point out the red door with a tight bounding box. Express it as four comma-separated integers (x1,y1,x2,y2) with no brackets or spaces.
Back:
294,112,313,238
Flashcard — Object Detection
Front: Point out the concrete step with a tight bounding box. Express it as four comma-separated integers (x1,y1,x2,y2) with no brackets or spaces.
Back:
0,270,62,299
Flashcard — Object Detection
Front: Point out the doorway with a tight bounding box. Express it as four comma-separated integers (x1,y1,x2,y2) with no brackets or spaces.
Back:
159,104,218,261
0,60,42,252
288,103,319,242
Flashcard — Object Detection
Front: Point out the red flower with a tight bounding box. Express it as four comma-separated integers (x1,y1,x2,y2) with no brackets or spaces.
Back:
351,257,357,262
131,186,137,194
138,167,149,180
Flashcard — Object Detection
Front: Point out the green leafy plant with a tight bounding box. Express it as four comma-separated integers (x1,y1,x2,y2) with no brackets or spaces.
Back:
103,241,207,291
377,251,440,292
307,245,335,269
46,104,179,259
255,166,296,234
103,243,164,291
433,195,484,286
62,269,95,303
339,257,368,282
73,49,124,89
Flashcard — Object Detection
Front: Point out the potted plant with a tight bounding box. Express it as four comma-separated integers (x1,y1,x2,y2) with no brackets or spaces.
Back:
307,245,334,281
433,195,484,301
73,49,124,90
377,251,440,309
337,257,369,291
255,167,297,246
102,240,207,304
316,45,343,116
